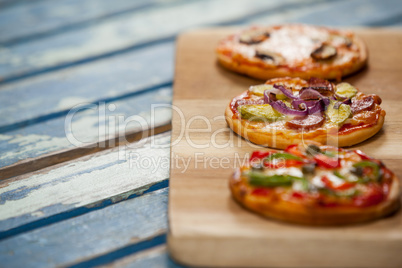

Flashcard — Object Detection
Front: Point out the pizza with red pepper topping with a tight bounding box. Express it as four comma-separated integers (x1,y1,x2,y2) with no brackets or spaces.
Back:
216,24,367,80
230,143,400,225
225,77,385,149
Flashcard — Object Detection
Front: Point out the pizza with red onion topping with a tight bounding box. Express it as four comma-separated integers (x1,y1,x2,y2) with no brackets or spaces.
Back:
225,77,385,149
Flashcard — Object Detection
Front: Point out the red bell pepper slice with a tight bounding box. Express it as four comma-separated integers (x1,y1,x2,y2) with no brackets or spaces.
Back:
322,176,355,191
354,150,372,160
314,154,340,168
250,151,273,162
251,188,271,196
291,191,308,199
353,184,384,207
284,144,305,158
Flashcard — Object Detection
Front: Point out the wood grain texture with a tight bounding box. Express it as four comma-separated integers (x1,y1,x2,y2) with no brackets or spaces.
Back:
0,188,168,268
168,28,402,267
1,1,402,267
0,42,174,127
0,0,170,44
0,132,170,233
1,0,397,176
250,0,402,27
0,0,317,82
0,0,317,178
4,0,395,129
103,246,184,268
0,86,171,179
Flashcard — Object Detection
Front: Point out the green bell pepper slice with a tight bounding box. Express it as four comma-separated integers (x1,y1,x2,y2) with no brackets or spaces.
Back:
248,172,301,187
352,161,381,181
265,153,302,162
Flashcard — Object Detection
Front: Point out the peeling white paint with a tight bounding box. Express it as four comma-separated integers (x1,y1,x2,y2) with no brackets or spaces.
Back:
0,135,12,141
57,97,91,110
0,134,171,222
0,134,69,161
0,0,299,70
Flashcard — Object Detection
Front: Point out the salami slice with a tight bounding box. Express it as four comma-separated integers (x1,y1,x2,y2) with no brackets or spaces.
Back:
351,96,375,114
286,114,324,130
307,77,334,96
367,94,382,105
225,77,385,149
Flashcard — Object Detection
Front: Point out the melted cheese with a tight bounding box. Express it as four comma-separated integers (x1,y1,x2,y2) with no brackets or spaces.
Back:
263,167,304,178
220,25,360,68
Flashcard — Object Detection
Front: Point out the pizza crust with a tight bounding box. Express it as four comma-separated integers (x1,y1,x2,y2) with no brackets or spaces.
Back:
230,169,400,225
225,99,385,149
217,26,368,81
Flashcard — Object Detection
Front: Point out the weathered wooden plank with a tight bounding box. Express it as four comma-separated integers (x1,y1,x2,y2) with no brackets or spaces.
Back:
250,0,402,27
0,0,173,45
0,0,31,8
2,0,398,174
0,131,170,234
0,42,174,128
168,28,402,268
0,86,172,178
0,0,317,176
0,188,169,268
103,246,184,268
1,0,400,129
4,0,396,177
0,0,316,82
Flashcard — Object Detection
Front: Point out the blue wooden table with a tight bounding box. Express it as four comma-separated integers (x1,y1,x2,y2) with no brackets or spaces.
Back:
0,0,401,267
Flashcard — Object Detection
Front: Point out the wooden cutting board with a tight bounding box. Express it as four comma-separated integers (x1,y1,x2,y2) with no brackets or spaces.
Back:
167,28,402,267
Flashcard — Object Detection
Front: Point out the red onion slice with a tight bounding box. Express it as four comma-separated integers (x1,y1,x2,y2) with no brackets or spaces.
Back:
292,99,326,114
334,93,347,101
292,99,317,108
263,89,278,103
342,98,352,105
334,98,352,109
273,84,297,99
298,89,331,107
322,97,330,107
259,80,347,117
270,100,309,117
308,99,326,114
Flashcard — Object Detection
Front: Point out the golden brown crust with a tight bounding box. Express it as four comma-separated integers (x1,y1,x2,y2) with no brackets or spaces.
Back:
230,169,400,226
225,104,385,149
225,76,385,149
217,25,368,80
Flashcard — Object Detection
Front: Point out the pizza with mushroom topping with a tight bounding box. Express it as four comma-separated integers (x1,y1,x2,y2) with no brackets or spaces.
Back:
230,143,400,225
225,77,385,149
216,24,368,80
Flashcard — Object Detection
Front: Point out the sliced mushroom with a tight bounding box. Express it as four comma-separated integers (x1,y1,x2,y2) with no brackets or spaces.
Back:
341,36,352,47
239,29,270,45
331,35,352,47
311,44,337,61
255,48,284,65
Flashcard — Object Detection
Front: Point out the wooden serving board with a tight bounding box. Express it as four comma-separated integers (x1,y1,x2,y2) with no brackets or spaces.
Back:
168,28,402,267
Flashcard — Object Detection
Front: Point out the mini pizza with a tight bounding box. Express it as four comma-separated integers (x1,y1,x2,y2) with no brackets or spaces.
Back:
225,77,385,149
216,24,367,80
230,143,400,225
